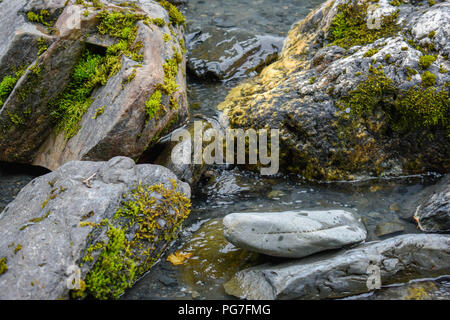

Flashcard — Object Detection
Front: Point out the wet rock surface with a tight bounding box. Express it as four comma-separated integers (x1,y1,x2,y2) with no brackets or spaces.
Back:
0,156,190,299
349,277,450,300
187,27,284,81
223,210,367,258
414,175,450,232
224,234,450,300
0,0,188,171
149,118,218,185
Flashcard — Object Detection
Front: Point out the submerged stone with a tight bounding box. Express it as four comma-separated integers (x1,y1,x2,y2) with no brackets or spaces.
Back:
375,219,405,237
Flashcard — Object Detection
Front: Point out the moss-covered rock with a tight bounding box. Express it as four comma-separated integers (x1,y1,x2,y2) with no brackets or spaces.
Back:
219,0,450,180
0,0,188,170
0,156,191,300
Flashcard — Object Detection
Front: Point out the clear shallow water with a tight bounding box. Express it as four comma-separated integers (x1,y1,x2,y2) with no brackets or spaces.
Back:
186,0,326,36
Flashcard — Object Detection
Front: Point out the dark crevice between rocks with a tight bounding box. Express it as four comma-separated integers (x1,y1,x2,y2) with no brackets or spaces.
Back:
0,161,50,177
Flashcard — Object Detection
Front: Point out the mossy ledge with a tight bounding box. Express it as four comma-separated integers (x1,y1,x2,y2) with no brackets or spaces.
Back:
328,1,400,49
75,180,191,300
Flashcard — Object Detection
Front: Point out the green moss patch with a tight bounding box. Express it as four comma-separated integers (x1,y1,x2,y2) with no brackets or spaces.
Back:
0,257,7,275
146,49,183,121
329,1,400,49
158,0,186,27
145,90,162,120
418,55,437,69
148,18,166,27
363,48,379,57
83,225,136,300
337,67,449,133
97,10,146,62
421,71,436,87
26,9,54,27
92,106,105,119
0,67,27,108
49,50,117,139
80,180,191,300
389,0,404,6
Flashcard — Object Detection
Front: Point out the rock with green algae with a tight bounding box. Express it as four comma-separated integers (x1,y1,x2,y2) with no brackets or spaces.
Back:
0,0,188,171
0,156,191,300
218,0,450,181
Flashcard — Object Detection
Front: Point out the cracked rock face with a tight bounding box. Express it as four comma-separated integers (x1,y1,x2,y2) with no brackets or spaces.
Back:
0,0,188,171
223,210,367,258
224,234,450,300
0,156,191,300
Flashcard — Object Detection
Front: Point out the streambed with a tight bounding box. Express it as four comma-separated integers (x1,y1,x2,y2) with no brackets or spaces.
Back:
0,0,447,301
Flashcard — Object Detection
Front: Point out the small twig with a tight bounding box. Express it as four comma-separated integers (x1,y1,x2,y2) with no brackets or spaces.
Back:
82,173,96,188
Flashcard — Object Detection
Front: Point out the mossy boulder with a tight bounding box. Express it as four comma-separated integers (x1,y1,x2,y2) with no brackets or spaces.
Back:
219,0,450,180
0,156,191,299
0,0,188,170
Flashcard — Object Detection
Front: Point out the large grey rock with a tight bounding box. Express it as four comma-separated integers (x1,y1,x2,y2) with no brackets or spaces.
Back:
224,234,450,300
0,156,191,300
223,210,367,258
187,26,283,81
219,0,450,180
0,0,188,170
414,175,450,232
